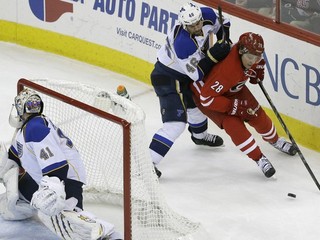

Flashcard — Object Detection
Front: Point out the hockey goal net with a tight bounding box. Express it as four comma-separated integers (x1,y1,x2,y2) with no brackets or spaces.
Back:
17,78,210,240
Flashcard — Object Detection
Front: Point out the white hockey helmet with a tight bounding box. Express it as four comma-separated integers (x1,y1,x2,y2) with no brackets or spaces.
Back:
14,88,43,117
178,2,203,26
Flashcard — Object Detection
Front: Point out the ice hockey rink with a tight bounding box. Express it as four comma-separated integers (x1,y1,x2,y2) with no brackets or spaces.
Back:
0,41,320,240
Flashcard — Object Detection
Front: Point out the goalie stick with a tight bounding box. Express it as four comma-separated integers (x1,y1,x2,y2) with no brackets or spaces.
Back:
258,81,320,191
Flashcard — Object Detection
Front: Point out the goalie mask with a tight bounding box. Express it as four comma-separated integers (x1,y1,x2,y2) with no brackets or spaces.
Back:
178,2,203,27
9,89,43,128
15,88,43,116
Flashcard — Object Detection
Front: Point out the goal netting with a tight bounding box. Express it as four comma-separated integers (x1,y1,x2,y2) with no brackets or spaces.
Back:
17,78,210,240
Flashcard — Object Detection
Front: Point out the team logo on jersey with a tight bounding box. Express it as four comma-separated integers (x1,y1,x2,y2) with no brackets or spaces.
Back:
29,0,73,22
17,141,23,158
177,109,184,118
230,81,247,93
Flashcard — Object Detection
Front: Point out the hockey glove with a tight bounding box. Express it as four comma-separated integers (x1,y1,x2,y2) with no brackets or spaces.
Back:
207,41,231,63
31,176,67,216
198,41,230,78
249,59,265,84
228,99,260,120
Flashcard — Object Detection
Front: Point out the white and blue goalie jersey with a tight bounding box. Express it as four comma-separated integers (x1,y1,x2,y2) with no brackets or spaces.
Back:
10,115,87,185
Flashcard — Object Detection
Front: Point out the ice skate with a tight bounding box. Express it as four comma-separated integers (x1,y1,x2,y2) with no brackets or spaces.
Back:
256,155,276,178
188,127,224,147
271,137,297,156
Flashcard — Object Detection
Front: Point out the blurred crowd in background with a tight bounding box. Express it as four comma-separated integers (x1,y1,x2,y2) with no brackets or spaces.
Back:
226,0,320,34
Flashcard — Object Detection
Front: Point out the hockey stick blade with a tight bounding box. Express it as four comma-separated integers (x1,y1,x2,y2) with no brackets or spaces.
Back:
258,82,320,191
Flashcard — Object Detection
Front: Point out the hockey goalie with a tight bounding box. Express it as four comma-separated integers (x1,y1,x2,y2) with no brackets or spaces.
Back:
0,88,122,240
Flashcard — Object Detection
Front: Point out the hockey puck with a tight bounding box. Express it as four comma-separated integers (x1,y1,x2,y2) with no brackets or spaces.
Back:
287,193,296,198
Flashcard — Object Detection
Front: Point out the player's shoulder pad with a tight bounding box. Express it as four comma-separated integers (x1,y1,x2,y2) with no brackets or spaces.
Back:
201,7,217,25
173,27,198,59
23,115,50,143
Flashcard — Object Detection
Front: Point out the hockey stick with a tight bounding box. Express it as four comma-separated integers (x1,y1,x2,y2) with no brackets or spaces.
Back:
217,5,226,44
258,81,320,191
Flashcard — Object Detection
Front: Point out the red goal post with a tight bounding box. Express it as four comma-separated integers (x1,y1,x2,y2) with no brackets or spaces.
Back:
17,78,210,240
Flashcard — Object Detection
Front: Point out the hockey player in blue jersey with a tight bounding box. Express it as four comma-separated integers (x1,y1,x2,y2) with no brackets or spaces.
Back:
0,88,122,240
149,2,232,177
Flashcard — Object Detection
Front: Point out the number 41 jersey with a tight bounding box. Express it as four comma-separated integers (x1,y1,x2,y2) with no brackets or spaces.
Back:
10,115,87,185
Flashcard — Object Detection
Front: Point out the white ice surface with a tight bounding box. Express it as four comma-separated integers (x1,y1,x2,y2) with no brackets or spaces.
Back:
0,42,320,240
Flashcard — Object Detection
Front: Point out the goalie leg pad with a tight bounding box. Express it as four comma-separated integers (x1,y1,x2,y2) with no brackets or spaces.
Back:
63,210,104,240
38,211,73,240
0,167,36,220
0,142,18,182
76,210,119,239
38,210,118,240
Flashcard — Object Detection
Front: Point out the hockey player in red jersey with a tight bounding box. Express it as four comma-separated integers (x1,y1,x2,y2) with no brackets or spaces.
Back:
191,32,297,178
